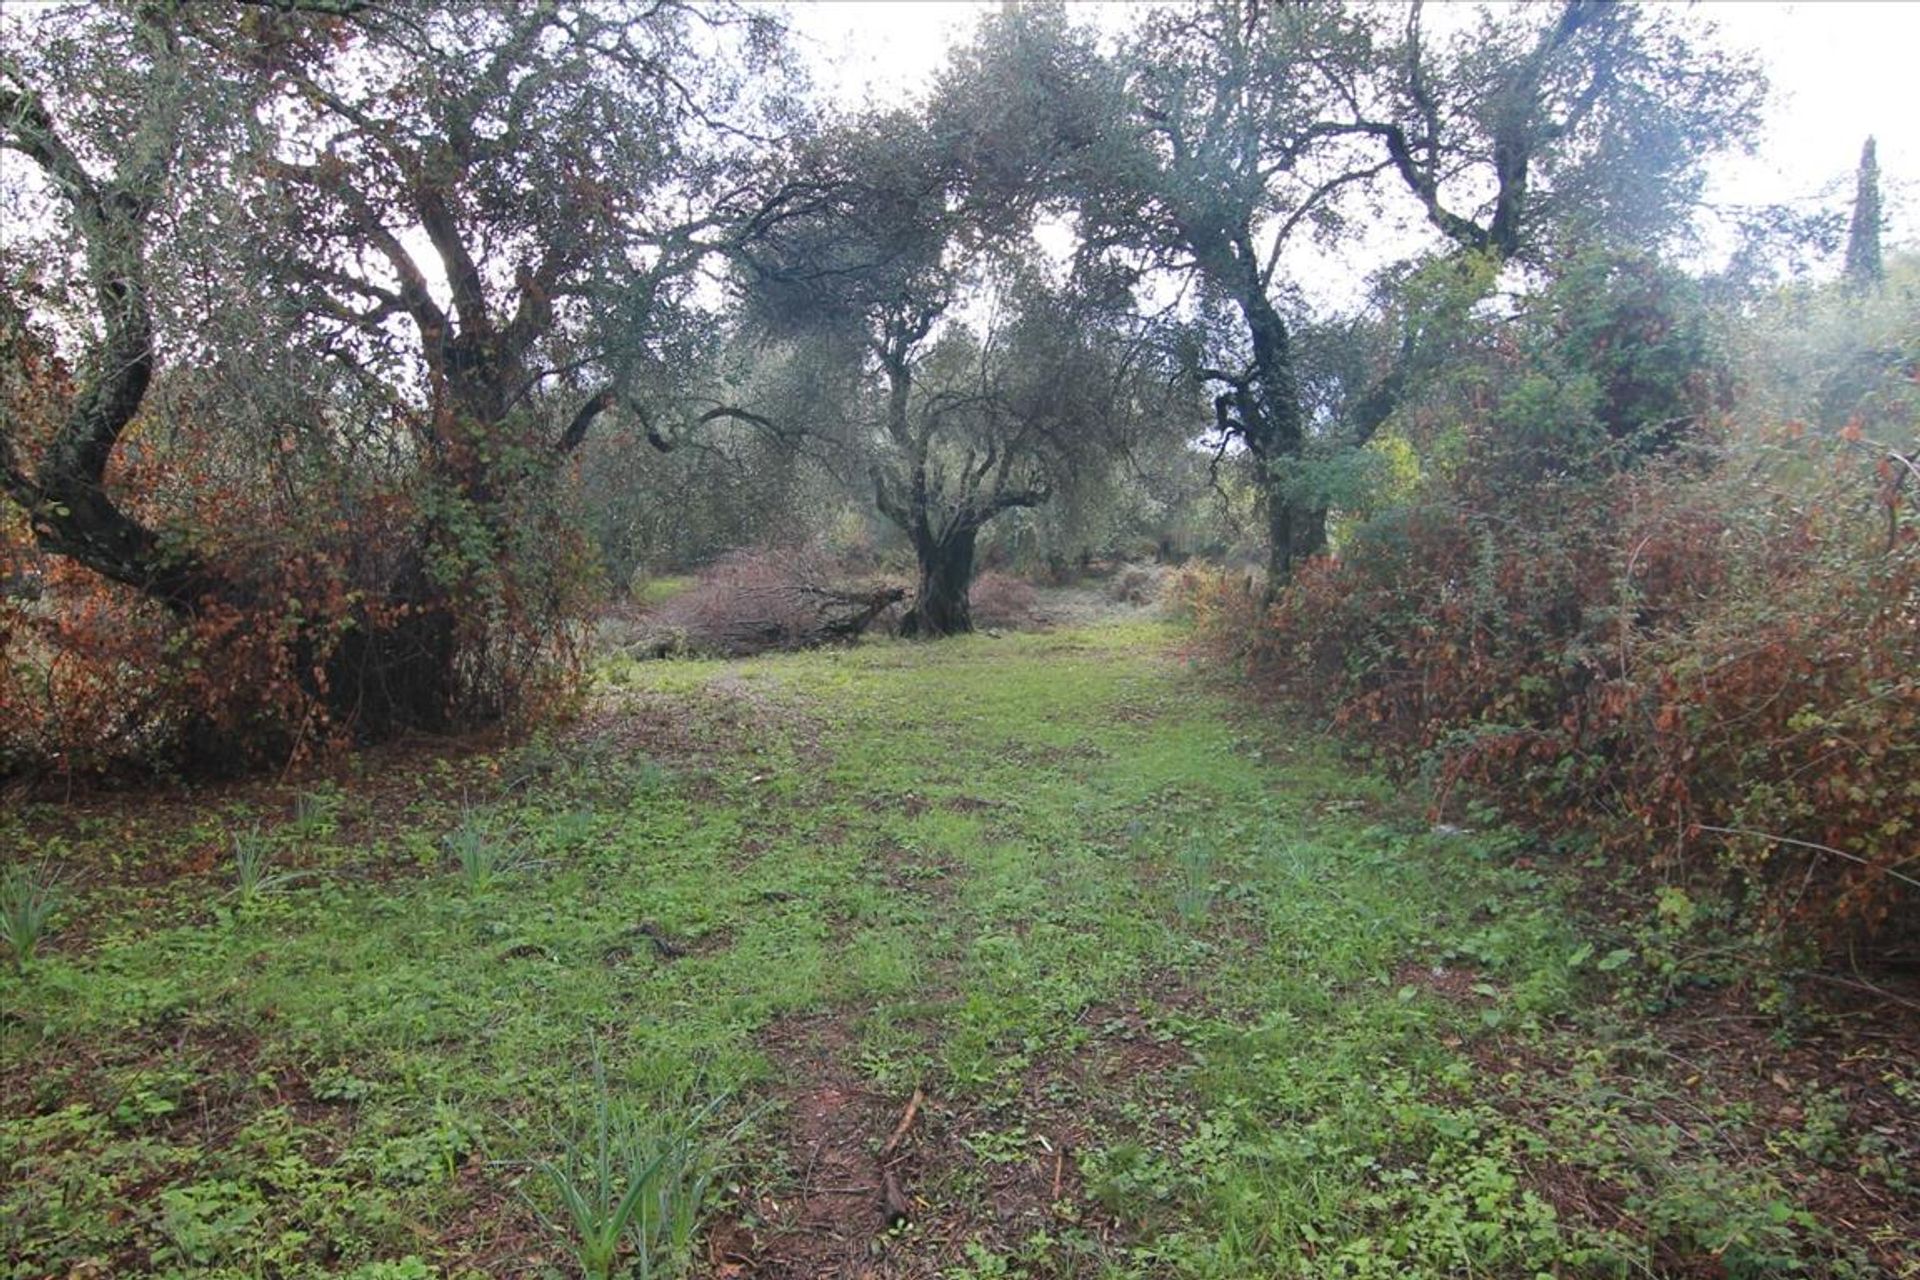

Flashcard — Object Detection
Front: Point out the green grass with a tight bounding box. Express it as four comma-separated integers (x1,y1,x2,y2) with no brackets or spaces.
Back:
1,621,1908,1278
632,576,694,609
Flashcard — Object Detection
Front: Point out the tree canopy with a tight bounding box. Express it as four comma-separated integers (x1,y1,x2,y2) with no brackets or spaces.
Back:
0,0,1835,770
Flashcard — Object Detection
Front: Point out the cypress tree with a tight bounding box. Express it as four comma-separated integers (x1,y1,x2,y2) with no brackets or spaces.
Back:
1844,136,1884,289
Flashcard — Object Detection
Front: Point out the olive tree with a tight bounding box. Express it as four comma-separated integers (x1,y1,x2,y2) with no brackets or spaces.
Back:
1,0,795,749
1054,0,1763,589
734,86,1178,638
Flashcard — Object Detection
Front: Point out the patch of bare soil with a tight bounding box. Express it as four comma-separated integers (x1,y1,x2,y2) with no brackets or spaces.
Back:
437,1172,551,1278
1075,1002,1196,1084
938,795,998,815
0,730,521,957
564,691,751,773
872,840,964,905
573,671,830,781
716,1012,908,1278
1393,959,1495,1003
716,845,1159,1277
723,1011,1139,1279
1000,741,1106,770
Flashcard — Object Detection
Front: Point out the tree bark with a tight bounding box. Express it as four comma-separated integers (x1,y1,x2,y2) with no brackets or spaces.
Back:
1230,263,1319,595
901,524,977,638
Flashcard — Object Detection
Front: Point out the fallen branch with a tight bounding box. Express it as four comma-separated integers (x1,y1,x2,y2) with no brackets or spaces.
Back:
880,1087,924,1159
1797,971,1920,1015
1693,824,1920,892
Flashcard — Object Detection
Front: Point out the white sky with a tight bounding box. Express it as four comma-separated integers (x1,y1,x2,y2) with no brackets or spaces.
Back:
779,0,1920,277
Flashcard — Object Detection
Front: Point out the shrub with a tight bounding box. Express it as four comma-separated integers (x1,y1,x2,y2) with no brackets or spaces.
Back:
1165,563,1261,631
1203,255,1920,963
969,571,1046,630
1215,426,1918,960
622,545,903,658
0,308,593,781
0,474,590,780
1108,562,1171,606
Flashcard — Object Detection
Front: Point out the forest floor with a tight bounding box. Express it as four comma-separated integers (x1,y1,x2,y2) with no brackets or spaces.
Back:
3,620,1916,1279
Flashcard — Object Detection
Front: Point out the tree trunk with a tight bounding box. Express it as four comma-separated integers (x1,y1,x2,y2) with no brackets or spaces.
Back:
1232,265,1314,599
1263,477,1296,596
901,525,977,638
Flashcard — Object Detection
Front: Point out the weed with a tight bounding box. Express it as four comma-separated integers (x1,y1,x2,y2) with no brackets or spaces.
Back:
532,1051,730,1280
289,787,341,842
229,825,307,906
0,862,64,972
443,804,518,892
1172,841,1215,925
154,1178,265,1269
545,806,599,853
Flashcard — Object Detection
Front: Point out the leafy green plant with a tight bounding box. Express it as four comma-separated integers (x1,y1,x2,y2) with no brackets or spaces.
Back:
443,805,518,893
1,863,65,973
289,788,341,841
154,1178,266,1269
533,1053,730,1280
230,826,307,906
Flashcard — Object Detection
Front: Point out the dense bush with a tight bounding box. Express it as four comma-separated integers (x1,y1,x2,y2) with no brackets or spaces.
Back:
1204,265,1920,960
612,545,903,659
1,312,591,777
0,468,592,779
968,572,1047,631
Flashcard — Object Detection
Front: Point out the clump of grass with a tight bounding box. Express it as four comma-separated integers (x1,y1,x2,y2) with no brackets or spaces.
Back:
444,805,518,892
2,864,65,973
229,826,306,906
288,789,340,841
545,807,599,854
534,1052,730,1280
1174,841,1216,925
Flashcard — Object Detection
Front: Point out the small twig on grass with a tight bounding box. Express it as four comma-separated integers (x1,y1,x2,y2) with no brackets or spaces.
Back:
636,920,690,959
874,1087,924,1230
879,1087,923,1160
1050,1144,1066,1202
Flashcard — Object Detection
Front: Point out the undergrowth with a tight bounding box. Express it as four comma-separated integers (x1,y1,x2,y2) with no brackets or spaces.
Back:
1,623,1911,1278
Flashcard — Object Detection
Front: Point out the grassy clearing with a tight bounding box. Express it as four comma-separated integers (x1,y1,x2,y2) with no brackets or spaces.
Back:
632,577,696,610
2,622,1913,1279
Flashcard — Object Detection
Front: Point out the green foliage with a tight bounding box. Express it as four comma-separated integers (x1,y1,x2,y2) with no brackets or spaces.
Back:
290,789,341,843
1845,137,1885,289
229,826,305,908
441,805,518,894
2,623,1906,1277
1220,258,1920,961
532,1054,730,1280
0,0,772,773
0,863,63,973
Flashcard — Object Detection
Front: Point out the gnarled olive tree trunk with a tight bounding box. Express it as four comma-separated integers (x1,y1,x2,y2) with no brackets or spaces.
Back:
900,524,977,639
